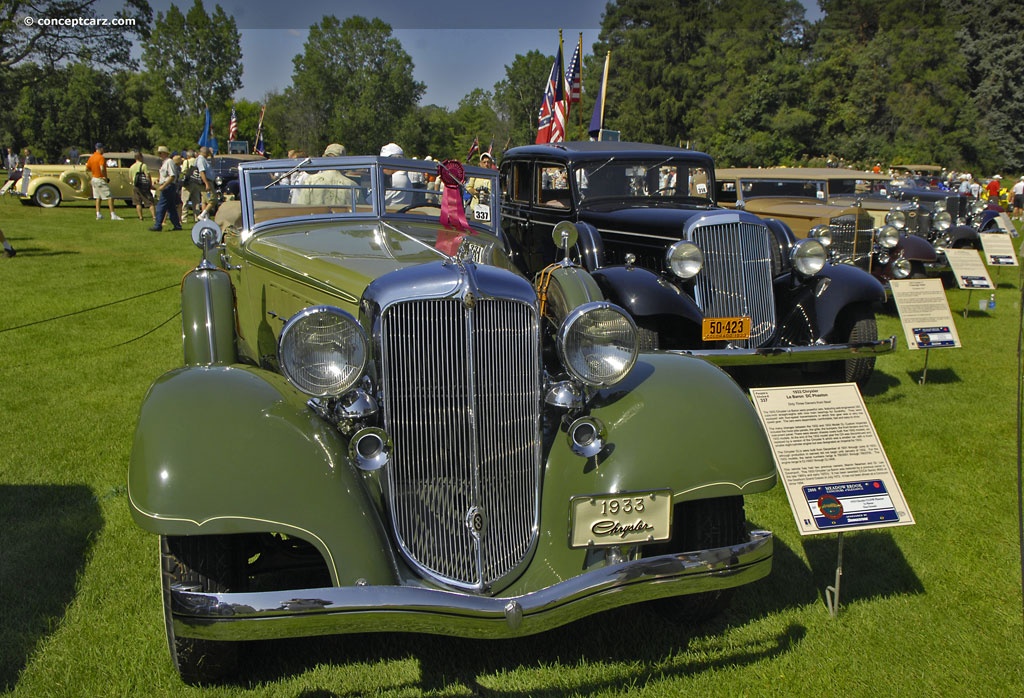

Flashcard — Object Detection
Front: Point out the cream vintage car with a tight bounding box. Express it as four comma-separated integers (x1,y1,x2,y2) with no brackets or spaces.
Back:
17,151,160,208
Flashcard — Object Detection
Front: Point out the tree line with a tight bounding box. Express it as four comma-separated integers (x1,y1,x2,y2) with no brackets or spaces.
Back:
1,0,1021,173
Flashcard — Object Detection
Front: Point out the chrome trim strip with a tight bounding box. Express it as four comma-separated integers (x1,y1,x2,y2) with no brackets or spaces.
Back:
672,335,897,366
169,531,772,641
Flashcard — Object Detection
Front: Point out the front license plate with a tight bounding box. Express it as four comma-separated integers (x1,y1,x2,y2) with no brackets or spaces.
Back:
569,490,673,549
702,316,751,342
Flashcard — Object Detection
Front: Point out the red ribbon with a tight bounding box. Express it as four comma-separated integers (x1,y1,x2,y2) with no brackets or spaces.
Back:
438,159,469,233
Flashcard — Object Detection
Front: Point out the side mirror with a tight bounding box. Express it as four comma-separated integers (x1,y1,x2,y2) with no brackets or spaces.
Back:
551,221,579,265
191,219,223,251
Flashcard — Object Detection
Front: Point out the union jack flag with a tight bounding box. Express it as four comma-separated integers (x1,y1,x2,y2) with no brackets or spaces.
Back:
536,36,566,144
565,34,582,106
228,107,238,141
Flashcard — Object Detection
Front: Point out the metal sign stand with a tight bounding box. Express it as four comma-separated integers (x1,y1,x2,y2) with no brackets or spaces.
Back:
963,289,974,318
824,532,845,617
919,348,930,385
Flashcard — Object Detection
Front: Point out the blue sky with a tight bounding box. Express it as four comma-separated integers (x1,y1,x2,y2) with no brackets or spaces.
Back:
94,0,820,110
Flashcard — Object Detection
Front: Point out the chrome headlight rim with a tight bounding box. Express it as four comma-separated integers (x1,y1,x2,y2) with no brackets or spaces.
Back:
885,209,907,230
556,301,639,388
665,240,703,280
790,238,827,277
278,305,370,398
808,224,832,247
876,224,900,249
891,257,912,279
931,210,952,231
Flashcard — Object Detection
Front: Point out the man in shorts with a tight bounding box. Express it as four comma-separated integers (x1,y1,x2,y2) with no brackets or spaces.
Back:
128,152,155,221
85,142,123,220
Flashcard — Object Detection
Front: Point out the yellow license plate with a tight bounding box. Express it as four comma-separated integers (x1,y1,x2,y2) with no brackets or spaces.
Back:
702,316,751,341
569,490,672,549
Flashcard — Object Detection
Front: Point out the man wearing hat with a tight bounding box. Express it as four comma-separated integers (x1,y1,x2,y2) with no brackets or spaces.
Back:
985,175,1002,206
150,145,182,231
379,142,413,207
294,143,357,208
85,142,123,220
467,152,495,210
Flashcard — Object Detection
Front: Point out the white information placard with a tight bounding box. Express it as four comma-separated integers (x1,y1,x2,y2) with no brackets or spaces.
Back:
750,383,914,536
944,247,994,289
889,278,962,350
979,233,1019,266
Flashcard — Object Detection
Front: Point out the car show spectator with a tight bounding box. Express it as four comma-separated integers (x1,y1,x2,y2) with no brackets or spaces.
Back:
21,148,38,166
194,147,216,221
1012,176,1024,220
295,143,356,208
150,146,182,231
128,151,155,222
985,175,1002,204
5,147,18,172
67,145,79,164
379,142,412,207
0,227,15,258
85,142,123,220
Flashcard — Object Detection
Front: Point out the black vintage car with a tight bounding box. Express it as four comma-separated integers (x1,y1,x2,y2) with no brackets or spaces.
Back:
209,153,267,198
499,142,895,386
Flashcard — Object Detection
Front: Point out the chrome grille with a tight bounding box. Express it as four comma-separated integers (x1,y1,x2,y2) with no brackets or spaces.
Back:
828,214,872,262
378,297,541,591
690,220,776,347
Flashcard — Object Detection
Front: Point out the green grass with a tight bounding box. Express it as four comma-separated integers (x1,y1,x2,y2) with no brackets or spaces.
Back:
1,195,1022,696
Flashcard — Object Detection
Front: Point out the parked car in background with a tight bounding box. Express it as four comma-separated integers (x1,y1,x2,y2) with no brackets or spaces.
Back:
209,153,267,199
129,153,779,684
499,142,895,387
16,151,159,208
716,167,938,281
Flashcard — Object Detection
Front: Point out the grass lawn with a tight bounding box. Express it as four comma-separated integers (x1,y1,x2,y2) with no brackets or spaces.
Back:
1,195,1022,697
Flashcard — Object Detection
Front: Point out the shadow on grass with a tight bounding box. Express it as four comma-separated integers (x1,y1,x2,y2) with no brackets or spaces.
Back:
801,530,925,606
0,246,81,258
906,367,960,385
0,485,102,691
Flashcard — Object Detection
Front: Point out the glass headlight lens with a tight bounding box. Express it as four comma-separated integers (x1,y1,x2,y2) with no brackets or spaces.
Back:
877,224,900,249
557,302,639,387
790,239,827,276
665,240,703,279
932,199,947,212
885,209,906,230
931,210,952,231
278,306,369,397
892,258,912,279
808,224,832,247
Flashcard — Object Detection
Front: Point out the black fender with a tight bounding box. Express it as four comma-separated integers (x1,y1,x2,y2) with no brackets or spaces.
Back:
590,265,703,326
813,264,886,339
897,234,938,263
574,221,605,270
976,210,1002,233
947,224,980,247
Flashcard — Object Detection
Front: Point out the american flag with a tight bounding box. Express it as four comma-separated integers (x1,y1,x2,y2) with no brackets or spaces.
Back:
228,107,238,141
535,36,566,144
466,136,479,162
565,34,582,106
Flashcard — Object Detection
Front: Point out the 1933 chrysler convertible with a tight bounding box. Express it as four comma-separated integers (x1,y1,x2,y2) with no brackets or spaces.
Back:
128,154,778,683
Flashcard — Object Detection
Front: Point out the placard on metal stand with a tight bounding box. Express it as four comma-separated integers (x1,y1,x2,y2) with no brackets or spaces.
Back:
889,279,962,385
750,384,914,617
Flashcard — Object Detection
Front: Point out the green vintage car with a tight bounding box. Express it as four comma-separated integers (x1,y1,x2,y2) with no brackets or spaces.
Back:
128,154,778,684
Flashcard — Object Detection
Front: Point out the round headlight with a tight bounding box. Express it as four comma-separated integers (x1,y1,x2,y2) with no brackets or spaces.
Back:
970,198,985,214
877,224,899,249
932,198,947,212
892,258,912,279
557,302,639,387
931,210,952,231
885,209,906,230
665,240,703,279
808,224,832,247
278,306,369,397
790,239,827,277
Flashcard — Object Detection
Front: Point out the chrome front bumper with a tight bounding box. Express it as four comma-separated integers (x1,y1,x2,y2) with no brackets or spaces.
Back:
170,531,772,642
673,336,897,367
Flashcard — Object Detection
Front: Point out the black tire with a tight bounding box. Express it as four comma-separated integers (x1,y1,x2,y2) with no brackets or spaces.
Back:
646,496,748,622
161,535,245,685
32,184,61,208
832,303,877,388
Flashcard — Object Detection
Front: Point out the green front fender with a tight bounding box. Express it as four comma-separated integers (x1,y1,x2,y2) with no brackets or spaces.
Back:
507,352,777,594
127,365,398,586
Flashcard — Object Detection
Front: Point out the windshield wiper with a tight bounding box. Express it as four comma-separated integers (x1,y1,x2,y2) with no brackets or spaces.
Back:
264,157,312,189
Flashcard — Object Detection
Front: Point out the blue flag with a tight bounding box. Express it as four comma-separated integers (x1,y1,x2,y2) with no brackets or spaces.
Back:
198,107,213,148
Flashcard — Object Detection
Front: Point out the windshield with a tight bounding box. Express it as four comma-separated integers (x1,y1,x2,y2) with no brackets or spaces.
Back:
575,158,713,205
238,157,500,236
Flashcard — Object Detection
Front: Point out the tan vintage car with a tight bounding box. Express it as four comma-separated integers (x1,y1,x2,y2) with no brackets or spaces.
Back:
716,167,937,282
17,152,160,208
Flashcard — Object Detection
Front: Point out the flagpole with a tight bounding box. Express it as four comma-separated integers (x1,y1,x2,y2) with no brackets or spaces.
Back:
599,51,609,133
576,33,583,135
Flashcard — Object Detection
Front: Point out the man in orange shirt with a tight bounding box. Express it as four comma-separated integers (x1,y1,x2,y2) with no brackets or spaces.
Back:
85,142,122,220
